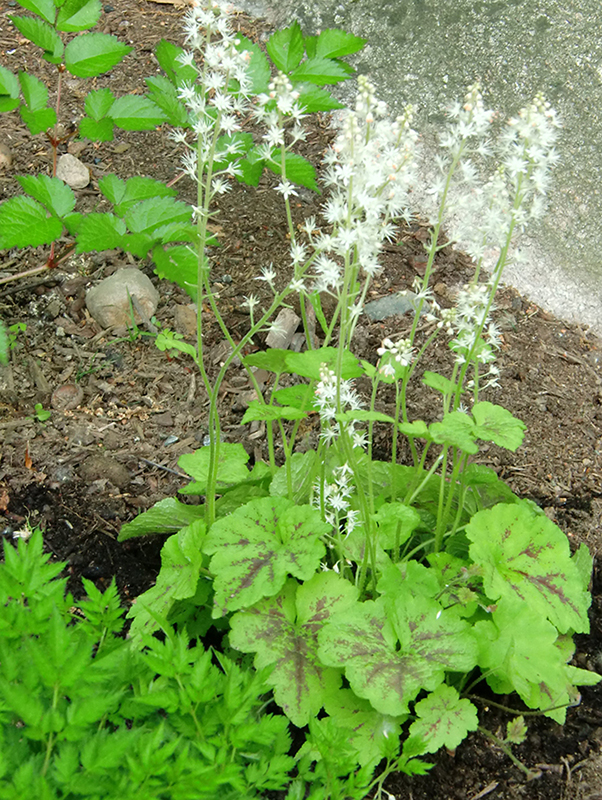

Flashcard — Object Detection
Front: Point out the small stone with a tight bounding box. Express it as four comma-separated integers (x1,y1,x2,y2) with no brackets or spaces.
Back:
174,304,197,337
363,292,419,322
56,153,90,189
153,411,174,427
266,308,300,349
79,454,130,488
51,383,84,410
86,268,159,329
0,143,12,170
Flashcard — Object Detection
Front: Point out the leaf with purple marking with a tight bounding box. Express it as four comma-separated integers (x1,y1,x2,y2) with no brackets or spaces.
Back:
467,501,590,633
407,684,478,754
229,572,357,726
203,497,329,617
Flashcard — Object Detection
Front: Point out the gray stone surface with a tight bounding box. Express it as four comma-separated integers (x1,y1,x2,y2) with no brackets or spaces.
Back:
56,153,89,189
235,0,602,333
363,292,418,322
86,267,159,329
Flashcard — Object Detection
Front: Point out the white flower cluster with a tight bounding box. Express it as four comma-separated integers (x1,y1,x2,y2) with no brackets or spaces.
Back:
314,364,366,448
376,336,414,378
305,76,418,300
170,0,252,194
449,282,503,388
314,462,360,537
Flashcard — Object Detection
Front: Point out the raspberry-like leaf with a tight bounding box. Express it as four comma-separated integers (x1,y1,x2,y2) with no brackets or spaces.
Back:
0,196,62,248
230,573,356,726
203,497,328,618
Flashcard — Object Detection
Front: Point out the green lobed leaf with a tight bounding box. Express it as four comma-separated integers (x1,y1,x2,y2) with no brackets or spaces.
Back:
0,196,62,248
314,28,367,59
18,71,49,111
422,370,456,396
155,330,197,361
318,594,477,716
79,115,114,141
467,501,591,634
10,16,63,62
266,22,304,73
126,521,206,643
407,685,479,754
110,176,177,215
398,419,430,439
283,346,363,380
265,151,319,192
290,56,351,86
16,175,75,218
75,213,127,252
14,0,56,24
65,32,132,78
56,0,102,31
429,411,479,454
203,497,329,618
98,173,126,205
269,450,317,505
471,401,526,451
244,348,290,374
108,95,167,130
372,502,421,550
234,35,270,94
230,573,357,726
152,244,198,300
177,442,250,495
118,497,205,541
242,401,307,424
84,87,115,121
0,66,20,104
154,38,197,86
272,384,318,413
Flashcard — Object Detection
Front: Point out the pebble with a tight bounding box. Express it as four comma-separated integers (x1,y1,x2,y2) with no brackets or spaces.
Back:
363,292,419,321
51,383,84,410
174,303,197,337
86,267,159,329
266,307,301,349
56,153,90,189
0,143,12,170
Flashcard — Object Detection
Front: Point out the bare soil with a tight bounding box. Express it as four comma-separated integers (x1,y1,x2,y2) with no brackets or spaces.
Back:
1,1,602,798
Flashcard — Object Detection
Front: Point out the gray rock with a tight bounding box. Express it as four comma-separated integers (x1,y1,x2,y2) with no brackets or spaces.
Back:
266,308,301,349
0,143,12,170
56,153,89,189
363,292,419,322
86,268,159,329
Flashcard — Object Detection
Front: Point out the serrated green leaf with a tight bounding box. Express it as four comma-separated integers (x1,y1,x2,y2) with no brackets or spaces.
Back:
19,71,49,111
203,497,329,617
296,83,345,113
318,594,477,716
124,196,191,235
119,497,204,541
572,543,593,592
0,196,62,248
372,502,421,550
506,715,528,745
407,685,478,754
145,76,189,126
398,420,430,438
314,28,366,59
324,688,404,767
283,346,362,380
471,401,526,451
290,56,350,86
10,16,63,62
242,401,307,423
467,501,591,634
0,66,20,100
16,175,75,218
113,176,177,215
154,38,197,86
429,411,478,454
265,151,319,192
269,450,317,504
234,34,270,94
244,349,290,374
65,32,131,78
108,95,167,130
56,0,101,31
155,330,197,360
75,213,126,252
230,573,356,725
79,115,114,141
98,173,126,205
178,442,250,495
152,244,198,299
152,221,197,245
266,21,304,73
0,96,20,113
20,104,56,134
272,384,318,413
83,86,114,120
15,0,56,24
422,370,456,396
126,521,206,642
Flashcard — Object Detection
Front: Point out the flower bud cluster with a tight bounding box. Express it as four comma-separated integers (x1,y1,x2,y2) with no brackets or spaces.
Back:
376,337,414,379
314,462,360,537
314,364,366,448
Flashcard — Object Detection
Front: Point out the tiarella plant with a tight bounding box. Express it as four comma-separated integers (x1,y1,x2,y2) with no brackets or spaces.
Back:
113,2,600,797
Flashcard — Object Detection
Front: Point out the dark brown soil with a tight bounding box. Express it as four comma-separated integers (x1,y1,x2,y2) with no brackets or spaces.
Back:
1,1,602,798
